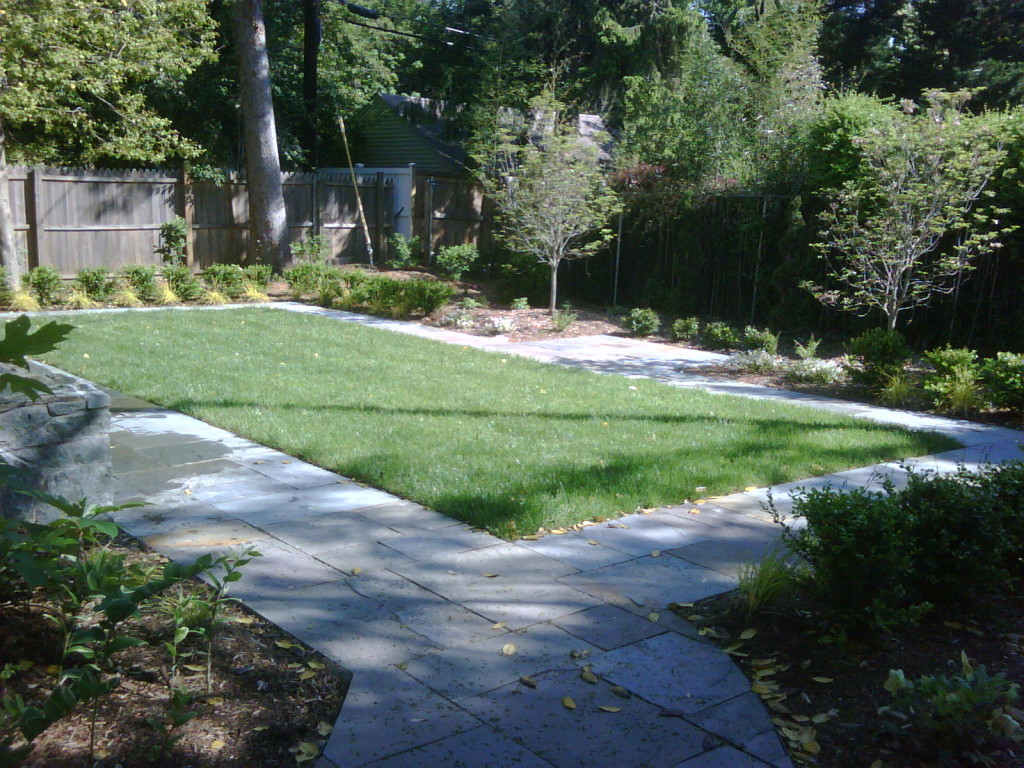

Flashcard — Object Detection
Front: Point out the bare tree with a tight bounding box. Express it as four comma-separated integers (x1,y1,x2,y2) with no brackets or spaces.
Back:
233,0,288,270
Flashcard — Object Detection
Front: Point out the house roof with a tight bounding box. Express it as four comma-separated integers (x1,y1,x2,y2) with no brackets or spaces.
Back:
354,94,611,176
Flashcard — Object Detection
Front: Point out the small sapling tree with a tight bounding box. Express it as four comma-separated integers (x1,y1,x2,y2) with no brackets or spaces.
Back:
807,92,1013,331
488,92,621,313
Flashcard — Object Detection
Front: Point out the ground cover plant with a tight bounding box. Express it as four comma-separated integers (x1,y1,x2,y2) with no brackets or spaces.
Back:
35,308,954,538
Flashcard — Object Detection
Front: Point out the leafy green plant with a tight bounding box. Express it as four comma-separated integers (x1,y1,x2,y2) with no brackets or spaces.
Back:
22,266,64,306
62,289,100,310
926,365,987,416
671,316,700,342
146,686,198,763
626,308,660,336
774,462,1024,634
284,263,340,300
118,265,158,304
702,321,740,350
784,359,843,386
876,370,917,407
242,263,274,288
0,266,11,307
794,335,821,360
155,217,188,266
0,315,74,401
458,296,485,309
847,328,908,390
110,287,144,308
201,264,246,298
440,308,474,329
736,546,801,617
730,349,784,374
925,346,979,378
982,352,1024,410
290,235,329,266
511,297,530,310
551,307,577,332
162,265,203,302
435,244,479,281
386,233,422,269
884,652,1022,759
742,326,779,354
74,267,114,302
340,273,453,317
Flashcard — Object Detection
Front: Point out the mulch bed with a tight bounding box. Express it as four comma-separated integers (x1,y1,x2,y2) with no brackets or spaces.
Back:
680,591,1024,767
1,536,348,767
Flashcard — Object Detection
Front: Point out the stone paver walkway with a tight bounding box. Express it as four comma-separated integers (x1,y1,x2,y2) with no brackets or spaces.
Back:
26,303,1024,768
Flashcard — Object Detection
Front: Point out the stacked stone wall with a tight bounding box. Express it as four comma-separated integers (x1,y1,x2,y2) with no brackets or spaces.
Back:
0,363,111,523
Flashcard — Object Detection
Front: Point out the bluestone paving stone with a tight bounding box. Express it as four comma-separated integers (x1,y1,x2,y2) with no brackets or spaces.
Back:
362,726,553,768
666,540,765,579
381,526,501,560
110,444,163,473
310,540,417,575
105,500,234,539
260,510,404,554
141,518,267,553
237,452,343,488
345,568,501,647
414,541,579,580
205,538,345,597
688,693,778,747
116,459,256,500
589,633,750,714
350,500,462,532
210,483,397,526
319,668,480,767
109,428,213,451
402,622,600,700
187,473,299,504
576,515,712,557
561,556,734,608
392,559,600,628
551,604,666,650
462,667,708,768
138,439,230,465
673,746,772,767
743,730,795,768
515,531,641,571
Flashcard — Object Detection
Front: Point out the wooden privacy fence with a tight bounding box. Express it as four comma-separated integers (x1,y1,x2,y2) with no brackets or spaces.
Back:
5,165,490,275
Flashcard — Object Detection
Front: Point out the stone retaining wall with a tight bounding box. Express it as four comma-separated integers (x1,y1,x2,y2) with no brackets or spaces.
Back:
0,362,111,523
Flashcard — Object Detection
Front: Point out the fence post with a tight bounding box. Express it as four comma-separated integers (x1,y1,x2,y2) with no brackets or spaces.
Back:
177,163,196,269
425,176,435,264
375,171,387,262
25,169,44,271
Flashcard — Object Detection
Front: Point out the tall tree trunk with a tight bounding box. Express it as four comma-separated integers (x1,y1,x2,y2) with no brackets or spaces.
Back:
233,0,288,270
549,262,558,314
301,0,321,171
0,117,23,287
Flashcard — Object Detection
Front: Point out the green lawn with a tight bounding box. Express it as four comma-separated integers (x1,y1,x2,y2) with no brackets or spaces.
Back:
38,308,956,537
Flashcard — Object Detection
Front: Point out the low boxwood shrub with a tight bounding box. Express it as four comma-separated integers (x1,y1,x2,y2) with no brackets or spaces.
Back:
702,321,740,350
118,265,158,304
201,264,247,298
742,325,779,354
162,265,203,302
435,244,479,281
23,265,64,305
777,461,1024,634
626,308,660,337
983,352,1024,410
671,316,700,342
341,273,453,317
284,263,340,299
243,263,274,289
847,328,908,391
74,267,114,302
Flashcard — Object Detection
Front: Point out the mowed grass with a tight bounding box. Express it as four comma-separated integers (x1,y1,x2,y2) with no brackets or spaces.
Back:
38,308,956,538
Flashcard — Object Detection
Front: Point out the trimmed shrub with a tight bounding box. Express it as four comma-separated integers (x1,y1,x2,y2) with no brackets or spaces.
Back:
386,233,422,269
626,308,661,336
341,273,454,317
743,325,779,354
155,216,188,265
784,358,843,386
924,349,986,415
435,244,479,281
284,263,340,299
729,349,785,374
201,264,246,298
243,263,274,288
511,297,530,310
777,461,1024,633
671,316,700,342
847,328,908,390
702,321,740,350
118,265,158,303
74,267,114,302
162,265,203,302
983,352,1024,410
23,265,64,305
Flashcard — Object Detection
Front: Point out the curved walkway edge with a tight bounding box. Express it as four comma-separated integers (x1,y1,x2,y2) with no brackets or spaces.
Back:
19,303,1024,768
